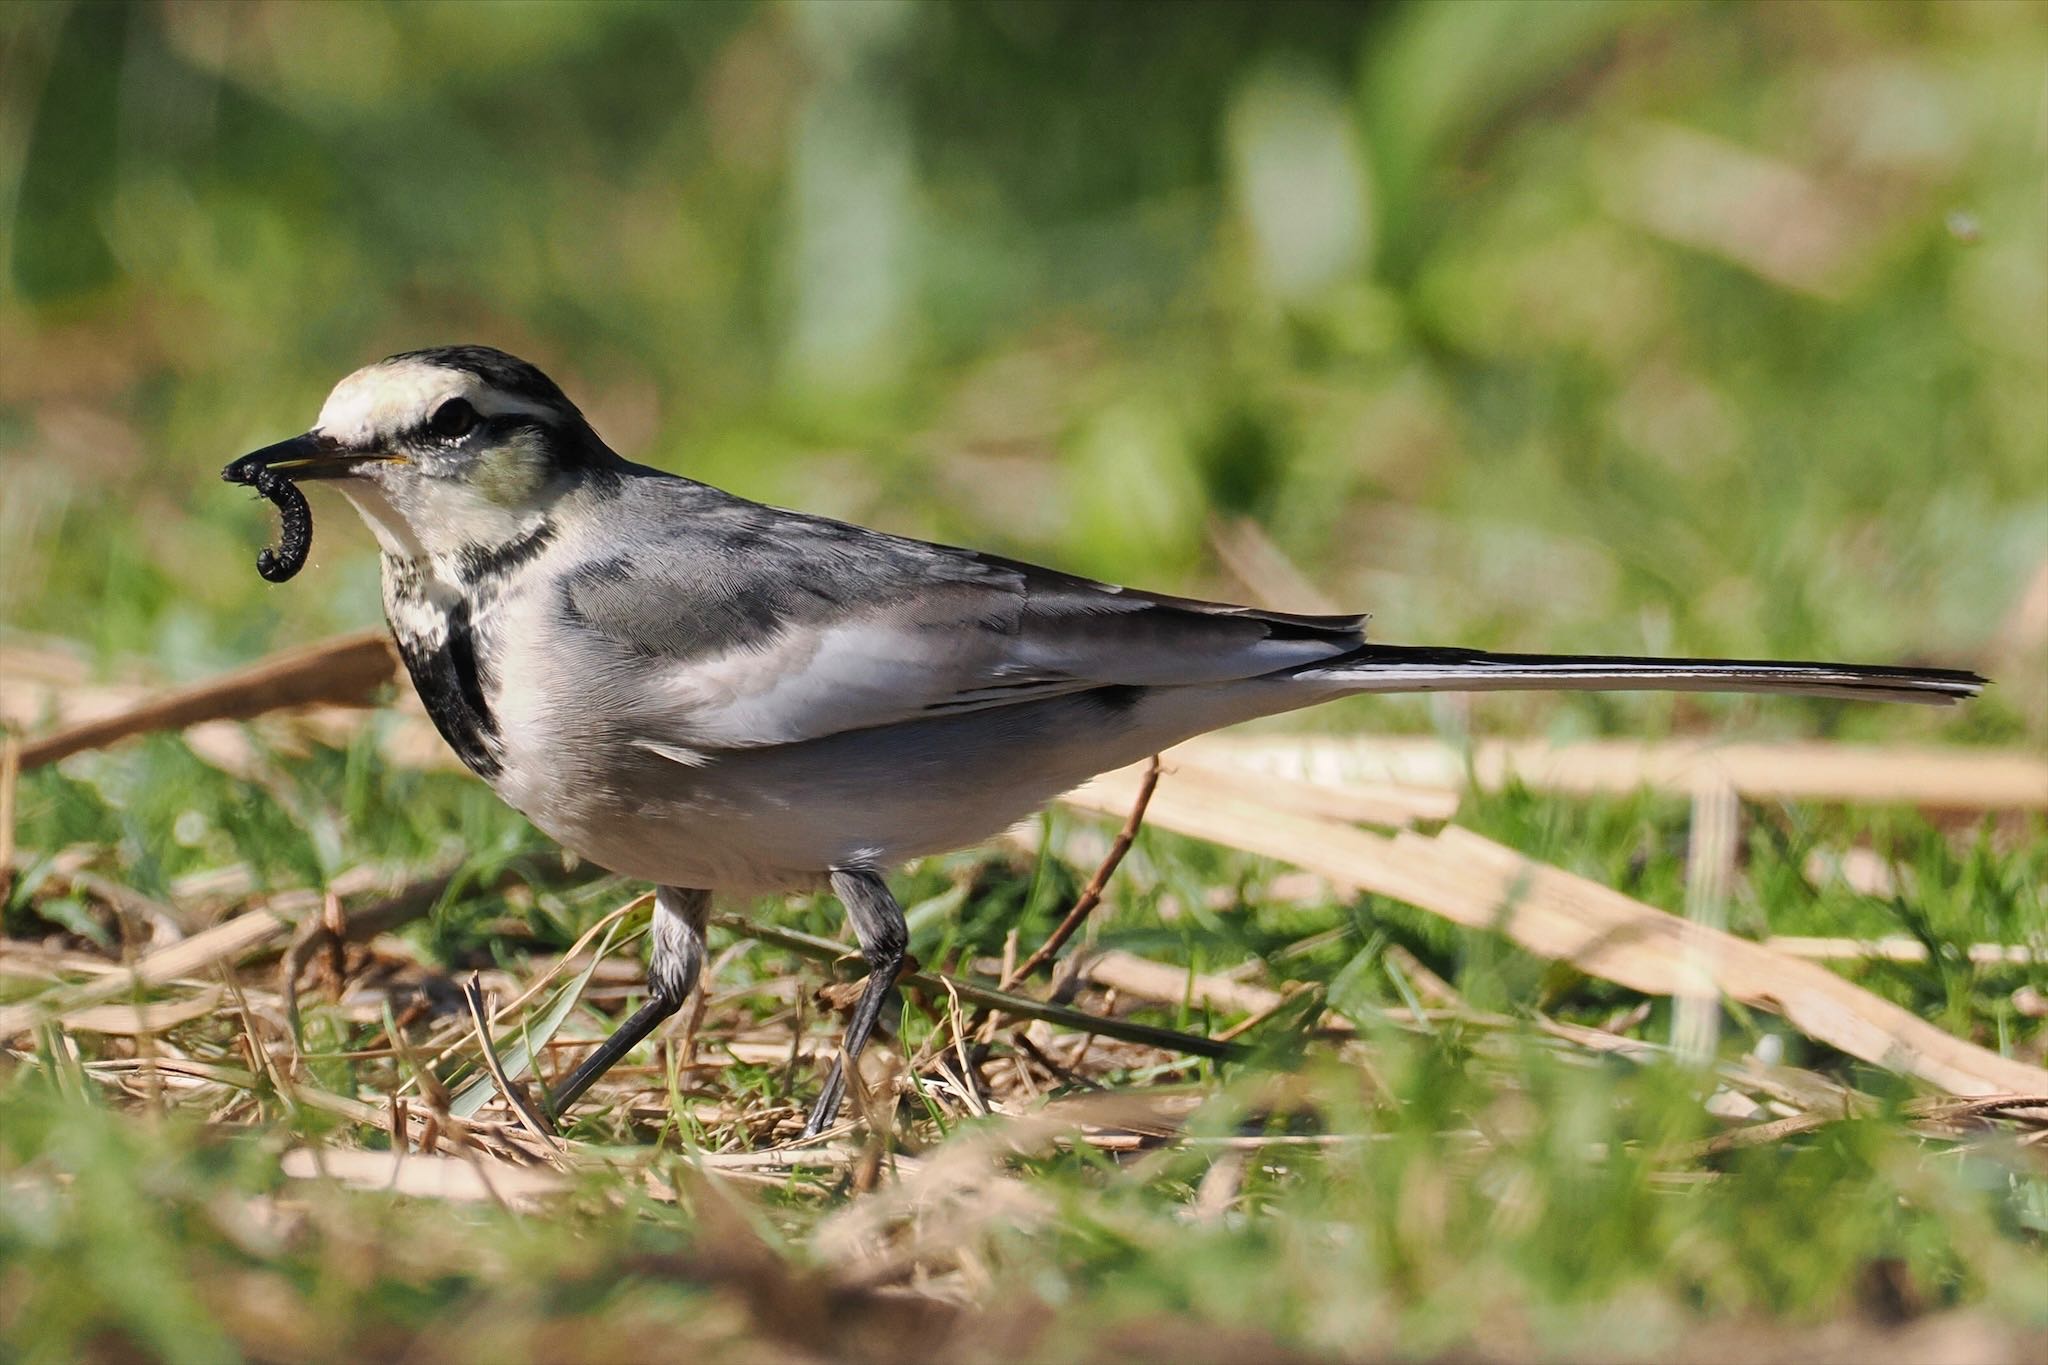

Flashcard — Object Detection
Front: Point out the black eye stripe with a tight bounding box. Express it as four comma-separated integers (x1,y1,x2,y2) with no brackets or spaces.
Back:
411,408,546,440
480,411,540,433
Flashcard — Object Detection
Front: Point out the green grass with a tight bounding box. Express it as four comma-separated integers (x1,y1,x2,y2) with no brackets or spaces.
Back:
4,726,2045,1360
3,0,2046,1358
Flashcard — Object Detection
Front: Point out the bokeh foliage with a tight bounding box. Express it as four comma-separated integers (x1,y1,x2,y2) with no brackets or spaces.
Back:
2,2,2045,1360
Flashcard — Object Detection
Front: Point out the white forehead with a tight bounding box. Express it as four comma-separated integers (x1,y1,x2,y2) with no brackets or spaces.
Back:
313,358,551,446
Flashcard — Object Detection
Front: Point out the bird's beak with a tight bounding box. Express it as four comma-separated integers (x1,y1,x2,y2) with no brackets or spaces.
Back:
222,433,398,484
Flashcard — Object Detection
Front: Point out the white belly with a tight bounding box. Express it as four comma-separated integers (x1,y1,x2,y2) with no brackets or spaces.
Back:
497,683,1284,894
508,714,1112,893
482,607,1321,893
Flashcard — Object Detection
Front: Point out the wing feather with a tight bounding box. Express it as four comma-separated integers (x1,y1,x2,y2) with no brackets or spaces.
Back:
561,482,1365,749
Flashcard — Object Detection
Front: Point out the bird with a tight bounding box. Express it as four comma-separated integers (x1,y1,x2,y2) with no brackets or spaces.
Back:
224,345,1986,1136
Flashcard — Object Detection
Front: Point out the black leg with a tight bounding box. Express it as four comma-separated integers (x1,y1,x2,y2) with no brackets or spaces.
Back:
548,886,709,1118
803,867,908,1137
546,992,679,1118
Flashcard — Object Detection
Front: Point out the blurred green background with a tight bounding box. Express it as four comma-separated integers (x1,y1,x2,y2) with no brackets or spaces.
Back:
2,0,2043,743
3,7,2047,1357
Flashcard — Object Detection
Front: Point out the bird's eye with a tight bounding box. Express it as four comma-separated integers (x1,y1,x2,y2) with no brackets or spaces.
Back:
428,398,479,441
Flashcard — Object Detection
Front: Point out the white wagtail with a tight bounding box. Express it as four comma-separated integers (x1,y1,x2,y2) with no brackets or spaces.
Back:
223,345,1986,1134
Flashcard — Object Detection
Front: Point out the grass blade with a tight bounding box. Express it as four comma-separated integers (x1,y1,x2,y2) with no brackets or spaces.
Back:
450,917,623,1119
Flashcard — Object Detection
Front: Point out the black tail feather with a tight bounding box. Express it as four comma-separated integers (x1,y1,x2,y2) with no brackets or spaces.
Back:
1299,645,1986,707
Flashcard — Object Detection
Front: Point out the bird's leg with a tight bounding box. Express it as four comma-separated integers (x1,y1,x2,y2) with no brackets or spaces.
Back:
804,867,909,1137
548,885,709,1118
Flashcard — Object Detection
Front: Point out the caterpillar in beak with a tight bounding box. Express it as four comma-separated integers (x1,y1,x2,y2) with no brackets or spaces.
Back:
224,462,313,582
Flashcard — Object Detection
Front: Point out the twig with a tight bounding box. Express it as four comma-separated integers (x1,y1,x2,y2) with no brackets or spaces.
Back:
0,864,457,1043
1185,733,2048,812
1674,777,1738,1066
393,891,651,1095
1013,1031,1105,1092
17,630,399,770
1213,982,1320,1044
1006,754,1161,988
673,983,710,1096
321,890,348,984
1682,1094,2048,1161
278,869,455,1034
482,891,653,1021
1911,1093,2048,1126
0,730,18,902
711,913,1244,1062
460,975,565,1160
1763,936,2041,967
938,977,989,1116
216,964,294,1112
383,999,453,1113
1208,515,1343,614
1060,767,2048,1097
912,756,1167,1094
277,1145,566,1206
0,906,293,1041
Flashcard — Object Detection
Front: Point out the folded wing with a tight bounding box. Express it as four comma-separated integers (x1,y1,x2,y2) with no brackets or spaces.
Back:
558,492,1363,750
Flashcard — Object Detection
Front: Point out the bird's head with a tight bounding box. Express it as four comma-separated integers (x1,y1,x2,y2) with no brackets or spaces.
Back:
226,346,620,561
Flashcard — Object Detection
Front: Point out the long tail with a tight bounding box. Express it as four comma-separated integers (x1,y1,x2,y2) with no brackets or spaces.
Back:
1300,645,1986,706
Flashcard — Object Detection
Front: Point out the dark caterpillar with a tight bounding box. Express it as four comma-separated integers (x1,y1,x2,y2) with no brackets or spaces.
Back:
223,463,313,582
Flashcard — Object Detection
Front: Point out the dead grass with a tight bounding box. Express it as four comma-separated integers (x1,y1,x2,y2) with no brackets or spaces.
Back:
3,634,2045,1361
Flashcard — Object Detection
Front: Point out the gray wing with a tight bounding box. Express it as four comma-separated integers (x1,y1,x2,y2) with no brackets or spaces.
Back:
560,480,1365,749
